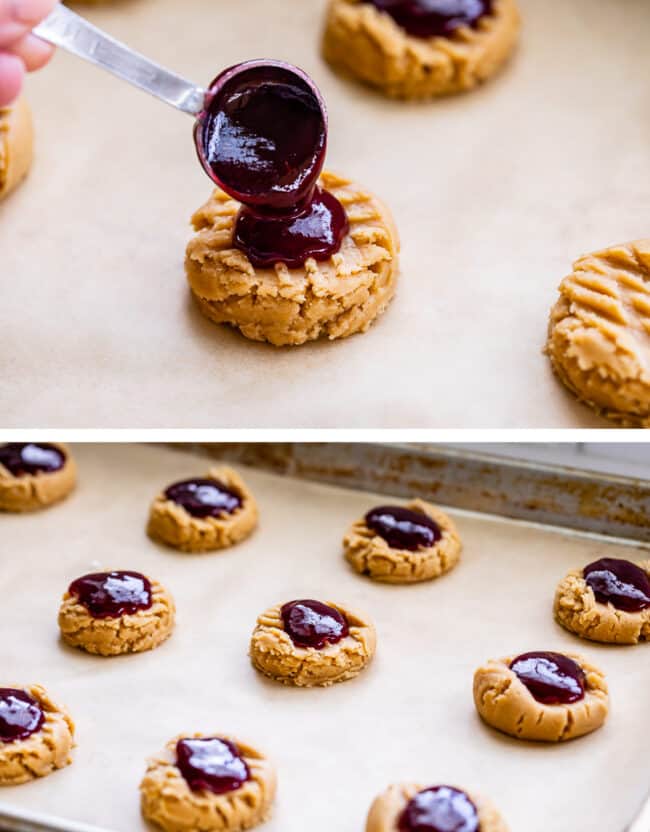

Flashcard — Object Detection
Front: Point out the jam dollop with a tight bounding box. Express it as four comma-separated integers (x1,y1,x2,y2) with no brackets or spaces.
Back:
68,571,152,618
368,0,493,39
0,688,44,743
583,558,650,613
510,651,585,705
365,505,442,551
195,60,348,268
234,187,349,270
281,599,349,649
164,478,242,519
0,443,65,476
398,786,480,832
176,737,250,794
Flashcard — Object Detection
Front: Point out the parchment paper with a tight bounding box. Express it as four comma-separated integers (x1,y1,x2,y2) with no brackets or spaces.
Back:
2,0,650,427
1,443,649,830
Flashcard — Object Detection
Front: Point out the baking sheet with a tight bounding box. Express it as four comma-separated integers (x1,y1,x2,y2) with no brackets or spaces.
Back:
2,0,650,428
1,442,649,831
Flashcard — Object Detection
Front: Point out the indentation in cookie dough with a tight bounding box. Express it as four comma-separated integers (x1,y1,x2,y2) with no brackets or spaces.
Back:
0,685,74,785
554,560,650,644
140,734,276,832
185,171,399,346
473,653,609,742
58,577,175,656
0,443,76,513
546,239,650,426
343,499,462,583
249,601,376,686
147,466,258,553
322,0,520,99
365,782,509,832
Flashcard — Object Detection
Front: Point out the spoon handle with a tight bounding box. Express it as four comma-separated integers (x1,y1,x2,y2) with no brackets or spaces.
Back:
33,3,206,116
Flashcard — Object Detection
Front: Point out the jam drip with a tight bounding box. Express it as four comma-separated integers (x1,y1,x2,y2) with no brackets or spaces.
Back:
68,571,152,619
510,651,585,705
365,505,442,551
0,443,65,476
281,599,349,649
583,558,650,613
398,786,480,832
196,61,347,268
368,0,494,39
234,187,349,269
0,688,44,743
165,478,242,519
176,737,251,795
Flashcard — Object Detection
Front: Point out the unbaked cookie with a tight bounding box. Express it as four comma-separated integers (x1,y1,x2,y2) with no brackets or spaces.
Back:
147,466,258,553
0,443,76,512
58,570,175,656
555,557,650,644
140,734,276,832
473,651,608,742
185,171,399,347
0,685,74,785
322,0,520,99
546,239,650,426
366,782,508,832
0,98,33,201
343,500,461,583
249,599,376,686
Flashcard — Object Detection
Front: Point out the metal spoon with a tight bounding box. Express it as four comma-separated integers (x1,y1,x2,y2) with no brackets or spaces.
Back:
33,2,206,116
31,4,328,194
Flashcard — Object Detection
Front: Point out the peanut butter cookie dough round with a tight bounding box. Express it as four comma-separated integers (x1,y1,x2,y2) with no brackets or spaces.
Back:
554,559,650,645
185,171,399,347
0,685,75,785
140,734,276,832
322,0,520,99
366,782,508,832
343,500,461,583
58,572,175,657
250,599,376,686
0,443,76,512
0,98,33,201
546,239,650,427
473,651,609,742
147,466,258,553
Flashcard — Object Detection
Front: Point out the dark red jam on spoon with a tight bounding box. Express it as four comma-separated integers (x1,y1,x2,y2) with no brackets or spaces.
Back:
195,60,348,268
165,478,242,519
68,571,152,619
365,505,442,551
583,558,650,613
281,599,349,649
398,786,480,832
0,443,65,476
510,651,585,705
0,689,44,743
368,0,493,39
176,737,250,794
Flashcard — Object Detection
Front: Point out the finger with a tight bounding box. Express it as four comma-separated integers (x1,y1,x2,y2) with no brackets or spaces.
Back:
0,19,29,48
9,0,58,25
8,31,54,70
0,51,24,106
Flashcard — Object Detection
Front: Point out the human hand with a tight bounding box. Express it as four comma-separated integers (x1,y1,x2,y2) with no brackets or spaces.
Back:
0,0,57,106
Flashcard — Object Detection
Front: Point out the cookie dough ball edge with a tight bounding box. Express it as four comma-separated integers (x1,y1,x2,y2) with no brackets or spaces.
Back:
147,466,258,553
0,443,77,512
0,98,33,200
0,685,75,785
343,499,462,583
